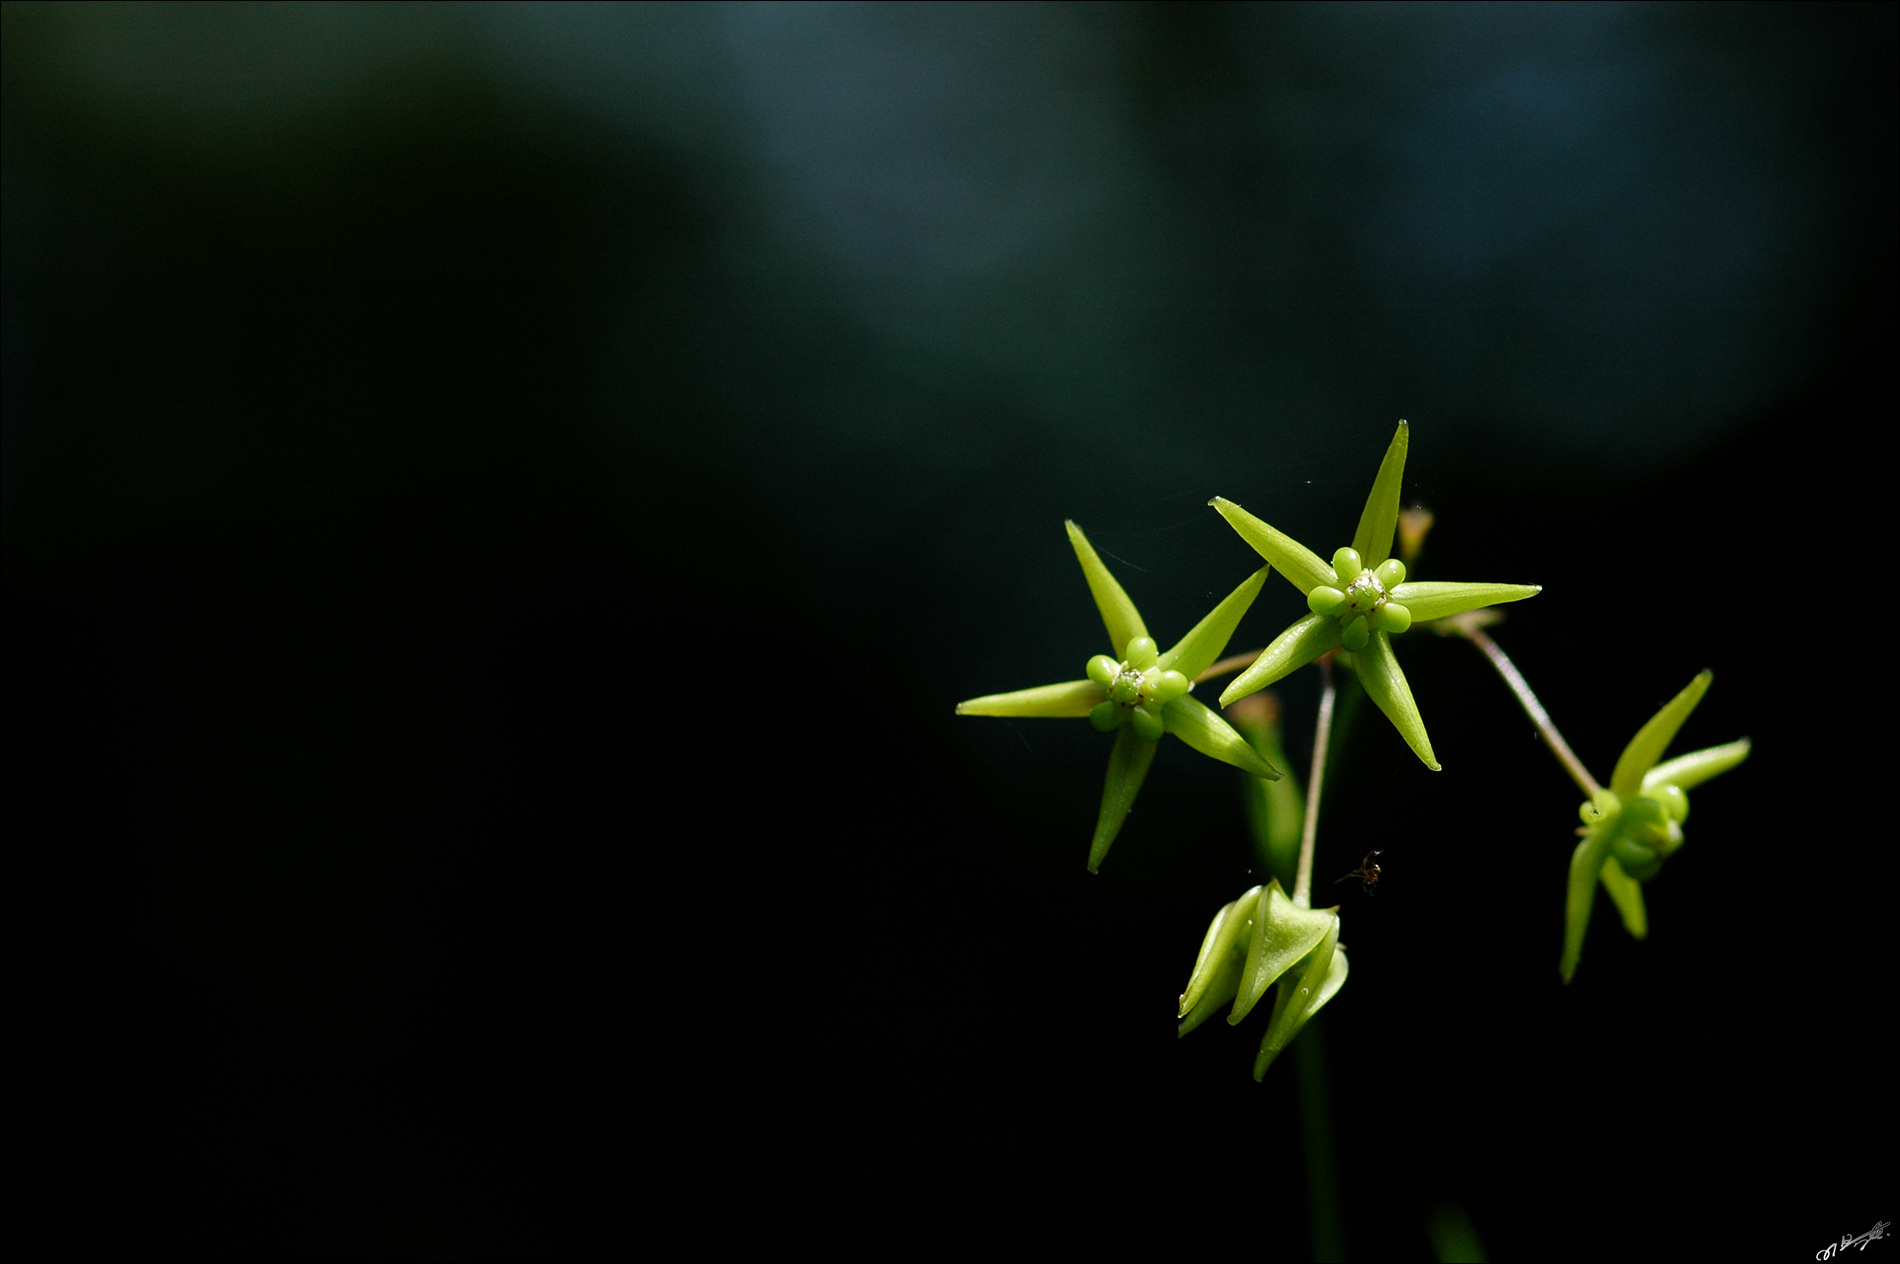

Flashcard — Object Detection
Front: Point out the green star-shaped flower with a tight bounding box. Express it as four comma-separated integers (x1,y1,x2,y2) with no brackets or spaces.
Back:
1561,670,1750,982
957,521,1281,871
1211,421,1541,770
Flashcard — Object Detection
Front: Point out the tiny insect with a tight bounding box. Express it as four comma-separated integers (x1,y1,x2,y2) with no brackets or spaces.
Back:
1335,849,1383,896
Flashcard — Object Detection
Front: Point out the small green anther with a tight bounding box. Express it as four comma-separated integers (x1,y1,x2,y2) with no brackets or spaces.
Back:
1331,547,1363,582
1374,558,1406,588
1610,832,1662,881
1089,700,1122,733
1125,636,1159,670
1307,586,1346,616
1129,704,1165,743
1623,796,1673,848
1374,602,1412,634
1653,783,1689,824
1658,819,1686,857
1148,669,1191,704
1087,655,1120,687
1111,673,1142,705
1341,618,1370,651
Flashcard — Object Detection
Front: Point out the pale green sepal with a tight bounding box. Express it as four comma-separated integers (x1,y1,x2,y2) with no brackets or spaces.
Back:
1220,613,1341,706
1561,829,1613,983
1209,499,1336,594
1179,887,1263,1018
1253,919,1346,1081
956,679,1103,718
1387,581,1542,622
1160,566,1270,678
1178,947,1247,1038
1066,520,1148,655
1230,881,1335,1024
1598,857,1648,939
1644,738,1751,793
1163,695,1280,780
1355,631,1439,771
1088,725,1158,872
1351,421,1408,567
1610,671,1712,797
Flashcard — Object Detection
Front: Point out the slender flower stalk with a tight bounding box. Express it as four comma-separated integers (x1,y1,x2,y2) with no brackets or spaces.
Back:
1292,655,1336,910
1442,613,1599,798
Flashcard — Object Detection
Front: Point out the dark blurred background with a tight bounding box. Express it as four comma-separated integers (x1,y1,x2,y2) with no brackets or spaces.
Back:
3,4,1893,1260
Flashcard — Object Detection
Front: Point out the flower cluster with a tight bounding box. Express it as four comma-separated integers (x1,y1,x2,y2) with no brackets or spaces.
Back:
1562,671,1750,981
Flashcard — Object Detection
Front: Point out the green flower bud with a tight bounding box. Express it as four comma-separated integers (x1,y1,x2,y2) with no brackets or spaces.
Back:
1307,585,1346,616
1623,795,1673,848
1658,819,1686,857
1087,655,1120,687
1374,602,1412,634
1340,617,1370,651
1147,669,1190,704
1653,782,1689,825
1124,636,1159,670
1331,547,1363,582
1129,703,1165,743
1374,558,1406,588
1582,789,1622,825
1089,700,1123,733
1609,830,1662,881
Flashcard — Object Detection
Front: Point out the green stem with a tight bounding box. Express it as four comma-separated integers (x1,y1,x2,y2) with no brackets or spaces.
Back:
1447,616,1601,799
1292,654,1336,910
1295,1016,1345,1263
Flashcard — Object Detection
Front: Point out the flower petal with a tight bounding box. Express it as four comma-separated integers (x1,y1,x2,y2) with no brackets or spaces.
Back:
1219,614,1341,706
1253,917,1346,1081
1597,857,1648,940
955,679,1103,718
1066,520,1149,656
1230,881,1336,1024
1209,498,1335,594
1163,695,1281,780
1178,886,1262,1022
1088,725,1158,873
1610,671,1711,797
1560,828,1613,983
1387,581,1541,621
1351,421,1409,567
1178,947,1248,1038
1643,737,1750,793
1161,566,1270,679
1355,631,1440,771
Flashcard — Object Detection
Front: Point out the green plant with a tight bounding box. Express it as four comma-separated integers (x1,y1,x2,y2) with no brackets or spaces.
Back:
954,419,1749,1245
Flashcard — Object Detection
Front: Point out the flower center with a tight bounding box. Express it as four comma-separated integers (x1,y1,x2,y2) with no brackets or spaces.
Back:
1305,549,1412,649
1343,571,1387,614
1084,636,1191,740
